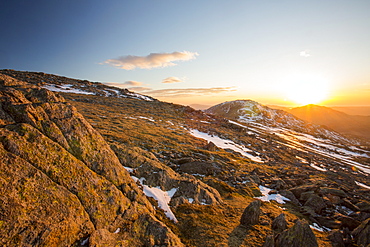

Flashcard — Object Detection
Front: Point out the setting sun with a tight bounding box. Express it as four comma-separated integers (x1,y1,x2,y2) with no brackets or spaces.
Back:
282,75,330,106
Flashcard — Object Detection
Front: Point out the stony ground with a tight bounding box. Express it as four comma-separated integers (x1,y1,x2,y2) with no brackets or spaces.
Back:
1,70,369,246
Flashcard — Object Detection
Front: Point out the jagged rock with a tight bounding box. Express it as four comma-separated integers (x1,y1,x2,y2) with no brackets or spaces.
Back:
315,216,341,229
275,220,318,247
356,212,370,222
173,157,195,165
300,191,315,202
270,178,287,190
300,206,317,217
341,198,360,212
204,141,218,151
326,194,342,204
240,200,261,226
319,187,348,198
351,218,370,247
356,201,370,213
272,213,288,233
289,185,319,199
279,190,300,205
136,214,185,247
304,194,326,214
328,229,345,247
262,235,275,247
339,216,360,230
178,161,221,176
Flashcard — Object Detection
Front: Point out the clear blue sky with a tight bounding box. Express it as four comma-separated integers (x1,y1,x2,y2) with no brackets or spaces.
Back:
1,0,370,106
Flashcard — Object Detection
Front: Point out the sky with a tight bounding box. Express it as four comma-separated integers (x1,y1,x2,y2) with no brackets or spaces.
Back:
1,0,370,107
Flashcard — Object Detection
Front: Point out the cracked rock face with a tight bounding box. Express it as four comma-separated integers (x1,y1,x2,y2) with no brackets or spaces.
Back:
0,74,183,247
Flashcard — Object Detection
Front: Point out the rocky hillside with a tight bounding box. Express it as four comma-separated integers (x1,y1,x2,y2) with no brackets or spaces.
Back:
1,70,370,247
0,74,183,246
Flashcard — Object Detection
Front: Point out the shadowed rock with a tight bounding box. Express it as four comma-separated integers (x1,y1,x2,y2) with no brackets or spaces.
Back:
272,213,288,233
262,235,275,247
275,220,318,247
240,200,261,226
351,218,370,247
328,230,345,247
304,194,326,214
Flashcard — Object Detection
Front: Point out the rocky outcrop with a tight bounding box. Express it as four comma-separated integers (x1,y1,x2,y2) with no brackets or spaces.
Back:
271,213,288,233
275,220,318,247
328,230,345,247
0,74,183,246
240,200,261,226
111,143,223,206
351,218,370,247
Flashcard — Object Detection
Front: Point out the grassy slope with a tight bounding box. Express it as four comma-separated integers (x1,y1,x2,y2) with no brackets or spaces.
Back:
63,93,333,246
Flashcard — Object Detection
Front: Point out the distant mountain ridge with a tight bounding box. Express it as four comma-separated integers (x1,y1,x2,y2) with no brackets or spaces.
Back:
205,100,352,144
289,104,370,141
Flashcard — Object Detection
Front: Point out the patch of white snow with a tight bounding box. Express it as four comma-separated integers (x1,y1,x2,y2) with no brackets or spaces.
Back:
189,129,263,163
255,185,290,204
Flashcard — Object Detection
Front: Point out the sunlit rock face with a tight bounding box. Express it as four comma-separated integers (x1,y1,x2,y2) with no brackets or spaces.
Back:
0,73,183,247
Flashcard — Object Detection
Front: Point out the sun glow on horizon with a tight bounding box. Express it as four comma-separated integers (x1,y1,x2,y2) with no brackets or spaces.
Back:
281,75,330,106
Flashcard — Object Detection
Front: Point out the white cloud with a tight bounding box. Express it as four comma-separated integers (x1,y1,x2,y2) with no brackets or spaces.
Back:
161,77,183,84
300,50,311,57
102,51,199,70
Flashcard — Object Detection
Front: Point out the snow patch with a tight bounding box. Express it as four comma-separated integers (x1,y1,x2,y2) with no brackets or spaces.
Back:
42,84,95,95
310,163,327,172
310,223,331,232
189,129,263,163
255,185,290,204
142,186,178,223
124,166,134,173
355,181,370,189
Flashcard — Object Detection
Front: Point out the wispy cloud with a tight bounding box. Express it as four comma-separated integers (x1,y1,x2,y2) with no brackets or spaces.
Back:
161,77,183,84
123,81,143,86
102,51,199,70
128,86,152,92
300,50,311,57
144,87,236,98
105,81,143,88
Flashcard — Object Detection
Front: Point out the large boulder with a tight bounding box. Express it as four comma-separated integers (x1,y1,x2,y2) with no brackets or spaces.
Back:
351,218,370,247
328,230,345,247
240,200,261,226
275,220,318,247
304,194,326,214
272,213,288,233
